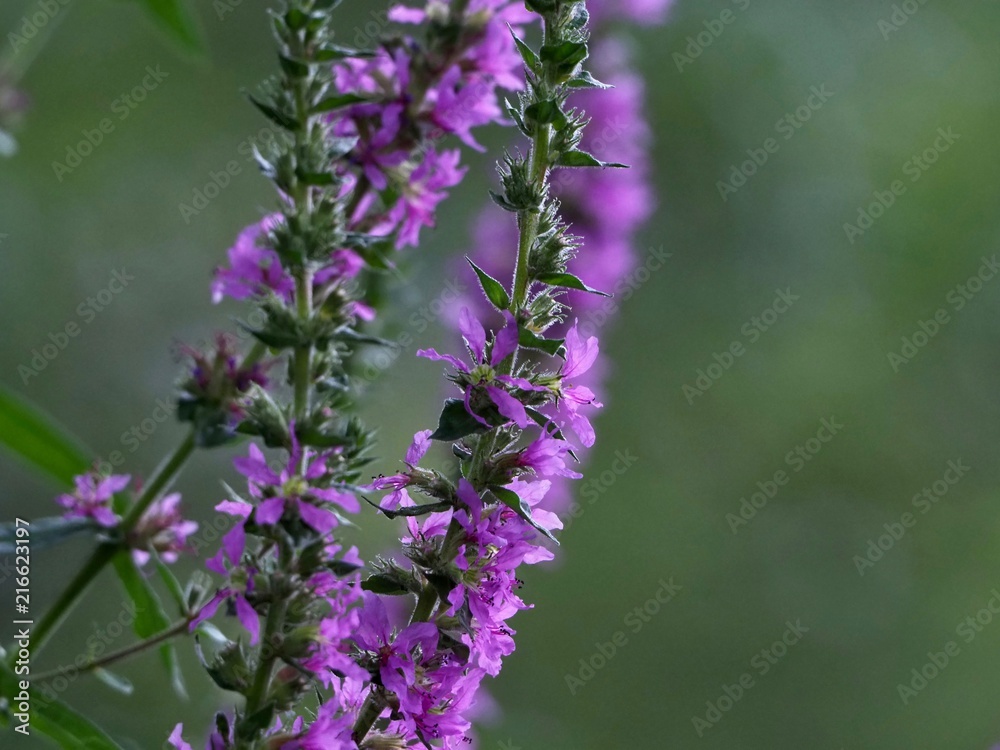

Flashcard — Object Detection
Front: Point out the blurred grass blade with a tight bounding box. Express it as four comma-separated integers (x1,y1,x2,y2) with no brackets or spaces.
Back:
129,0,203,52
0,384,90,486
0,516,97,555
111,551,187,699
0,662,124,748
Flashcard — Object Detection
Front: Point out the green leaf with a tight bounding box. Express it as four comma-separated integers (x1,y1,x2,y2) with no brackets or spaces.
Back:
0,664,126,749
0,516,97,555
364,496,452,519
556,150,628,169
131,0,202,52
518,328,564,357
490,486,559,545
568,70,612,89
312,93,368,113
153,551,189,614
535,271,611,297
429,399,491,442
468,259,511,310
525,100,567,129
540,41,588,69
509,26,540,72
246,93,299,131
0,385,90,486
361,574,410,595
278,54,309,78
111,552,187,699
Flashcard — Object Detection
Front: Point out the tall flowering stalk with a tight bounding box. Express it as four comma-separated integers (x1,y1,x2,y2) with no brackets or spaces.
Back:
1,1,630,748
173,0,614,747
457,0,673,519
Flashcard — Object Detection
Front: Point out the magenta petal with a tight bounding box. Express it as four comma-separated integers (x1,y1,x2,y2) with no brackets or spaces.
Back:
491,312,519,365
311,487,360,513
215,499,252,518
222,523,246,566
189,591,226,632
417,348,468,372
255,497,285,525
563,324,599,379
234,595,260,645
168,724,193,750
297,499,337,535
456,479,483,518
459,307,487,362
486,385,530,428
406,429,433,464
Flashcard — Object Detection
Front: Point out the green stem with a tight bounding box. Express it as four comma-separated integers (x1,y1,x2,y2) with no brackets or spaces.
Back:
31,616,192,684
410,584,439,624
16,430,197,663
121,430,197,530
238,598,287,746
351,691,386,744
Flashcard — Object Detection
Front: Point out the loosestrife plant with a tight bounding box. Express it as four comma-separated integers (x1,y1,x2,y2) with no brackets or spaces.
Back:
0,1,636,747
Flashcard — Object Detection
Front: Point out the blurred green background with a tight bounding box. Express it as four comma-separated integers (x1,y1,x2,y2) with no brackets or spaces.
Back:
3,0,1000,748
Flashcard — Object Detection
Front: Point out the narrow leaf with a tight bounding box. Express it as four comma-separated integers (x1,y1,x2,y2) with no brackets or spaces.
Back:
518,328,564,357
535,271,611,297
0,385,90,486
490,486,559,544
0,516,97,555
429,399,491,442
133,0,202,52
312,93,368,113
556,150,627,169
468,258,510,310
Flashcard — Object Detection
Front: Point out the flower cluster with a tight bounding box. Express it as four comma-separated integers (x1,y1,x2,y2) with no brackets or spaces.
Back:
456,0,673,518
55,471,197,566
169,0,631,747
212,1,535,309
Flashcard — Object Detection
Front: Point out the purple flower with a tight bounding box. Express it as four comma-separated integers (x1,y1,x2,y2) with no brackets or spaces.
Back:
365,429,432,510
190,586,261,645
56,472,129,528
517,433,581,479
234,433,360,535
385,148,467,247
551,323,602,448
128,492,198,566
418,308,537,428
354,591,440,702
211,214,294,304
